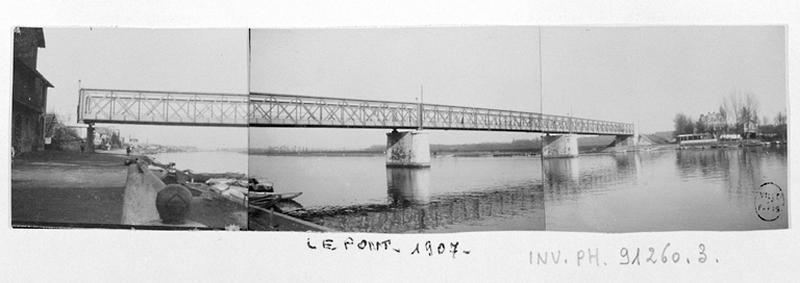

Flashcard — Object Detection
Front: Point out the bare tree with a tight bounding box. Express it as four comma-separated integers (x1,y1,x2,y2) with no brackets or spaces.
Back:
718,105,728,132
722,91,759,134
673,113,695,135
696,115,708,134
722,95,737,126
44,113,80,147
775,111,786,125
742,92,759,132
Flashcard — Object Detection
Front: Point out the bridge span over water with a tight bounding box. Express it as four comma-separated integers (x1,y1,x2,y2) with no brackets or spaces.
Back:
77,89,636,162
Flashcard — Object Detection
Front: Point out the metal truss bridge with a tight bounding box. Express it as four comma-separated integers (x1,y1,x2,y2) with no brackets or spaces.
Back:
78,89,634,135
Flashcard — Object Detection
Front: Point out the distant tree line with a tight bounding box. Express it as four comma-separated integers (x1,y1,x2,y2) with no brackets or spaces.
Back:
110,131,123,148
430,139,542,152
43,113,81,148
673,92,786,139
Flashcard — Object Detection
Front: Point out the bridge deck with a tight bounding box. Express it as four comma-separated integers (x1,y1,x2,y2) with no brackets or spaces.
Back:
78,89,634,135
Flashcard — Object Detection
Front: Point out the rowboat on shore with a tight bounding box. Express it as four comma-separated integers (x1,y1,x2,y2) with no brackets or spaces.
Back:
203,177,304,213
204,178,248,203
247,179,303,213
249,191,302,200
146,156,306,213
249,192,303,212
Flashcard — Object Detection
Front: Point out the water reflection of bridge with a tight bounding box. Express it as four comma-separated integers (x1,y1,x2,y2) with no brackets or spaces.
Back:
542,153,643,202
294,168,544,233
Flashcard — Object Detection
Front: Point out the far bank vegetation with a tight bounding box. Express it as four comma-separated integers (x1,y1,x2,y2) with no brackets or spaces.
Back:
673,92,786,141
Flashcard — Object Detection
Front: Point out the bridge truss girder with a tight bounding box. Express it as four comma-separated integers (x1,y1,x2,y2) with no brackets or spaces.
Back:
78,89,634,135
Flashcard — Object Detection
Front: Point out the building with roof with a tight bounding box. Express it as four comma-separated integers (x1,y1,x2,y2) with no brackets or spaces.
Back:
12,27,54,153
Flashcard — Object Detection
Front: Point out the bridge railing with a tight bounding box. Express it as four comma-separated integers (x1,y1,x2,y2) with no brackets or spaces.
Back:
78,89,250,126
249,93,421,128
419,104,633,135
250,93,634,135
78,89,633,135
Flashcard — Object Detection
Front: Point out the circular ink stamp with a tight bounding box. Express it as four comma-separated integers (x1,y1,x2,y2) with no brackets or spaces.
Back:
754,182,785,222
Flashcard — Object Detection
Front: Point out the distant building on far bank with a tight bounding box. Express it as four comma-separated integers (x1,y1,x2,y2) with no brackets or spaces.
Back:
698,112,726,135
743,120,759,139
12,27,53,153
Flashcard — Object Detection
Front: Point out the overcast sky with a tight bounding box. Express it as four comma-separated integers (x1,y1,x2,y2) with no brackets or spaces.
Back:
38,27,785,149
250,26,785,149
38,28,249,149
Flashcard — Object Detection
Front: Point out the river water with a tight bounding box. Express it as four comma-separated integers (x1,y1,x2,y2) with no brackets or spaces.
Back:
152,146,788,233
544,146,788,232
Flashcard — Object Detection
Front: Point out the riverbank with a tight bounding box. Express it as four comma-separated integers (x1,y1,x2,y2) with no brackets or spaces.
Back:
11,150,246,228
289,184,545,233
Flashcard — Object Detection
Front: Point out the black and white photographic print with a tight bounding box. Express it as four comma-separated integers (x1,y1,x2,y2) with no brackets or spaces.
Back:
10,26,787,233
11,28,250,230
535,27,788,232
247,26,787,233
3,1,799,282
247,27,550,232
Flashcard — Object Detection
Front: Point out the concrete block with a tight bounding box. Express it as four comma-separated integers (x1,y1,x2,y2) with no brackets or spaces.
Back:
121,161,166,225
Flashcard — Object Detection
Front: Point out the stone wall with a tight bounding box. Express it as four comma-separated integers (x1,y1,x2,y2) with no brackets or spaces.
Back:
12,104,44,153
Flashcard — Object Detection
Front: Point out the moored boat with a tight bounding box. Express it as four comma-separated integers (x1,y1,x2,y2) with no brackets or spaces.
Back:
248,191,302,200
247,178,303,213
203,177,305,213
677,133,718,149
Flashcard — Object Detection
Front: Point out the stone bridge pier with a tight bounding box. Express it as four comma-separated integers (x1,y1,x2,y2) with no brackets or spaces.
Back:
386,130,431,167
542,131,638,158
85,123,96,152
542,134,578,158
614,134,638,147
